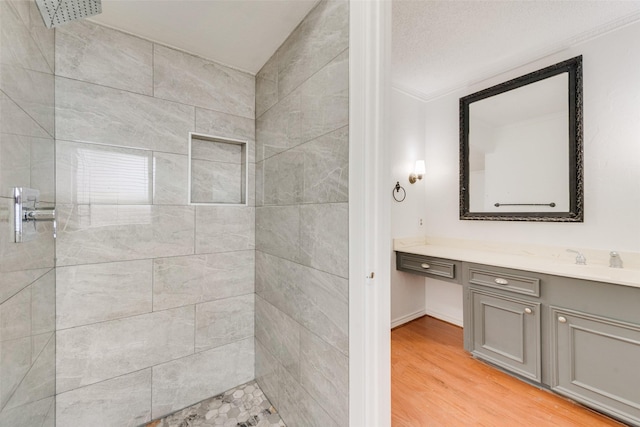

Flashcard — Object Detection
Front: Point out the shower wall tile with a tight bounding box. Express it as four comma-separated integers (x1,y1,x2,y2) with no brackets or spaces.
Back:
0,396,54,427
0,336,31,409
25,1,55,71
154,45,255,119
55,20,153,95
299,203,348,278
55,77,194,155
195,294,254,352
56,204,195,266
301,126,349,204
56,260,153,330
152,152,189,205
195,108,255,163
299,328,348,426
4,332,55,410
190,159,242,204
255,161,264,207
255,91,301,161
195,206,255,254
29,136,54,202
56,306,194,393
56,369,151,427
255,205,300,262
262,149,304,205
255,339,280,409
0,65,55,136
153,251,254,311
0,133,30,196
191,137,243,163
255,296,300,379
0,1,52,73
256,251,348,355
30,270,55,336
0,287,31,341
0,267,49,306
276,0,349,99
0,92,50,138
151,338,254,419
255,54,278,118
298,49,349,144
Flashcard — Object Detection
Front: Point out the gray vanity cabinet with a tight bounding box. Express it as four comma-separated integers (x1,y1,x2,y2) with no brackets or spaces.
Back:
550,307,640,425
469,289,541,381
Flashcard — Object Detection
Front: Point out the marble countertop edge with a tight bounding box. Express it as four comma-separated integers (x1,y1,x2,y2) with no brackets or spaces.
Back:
394,236,640,289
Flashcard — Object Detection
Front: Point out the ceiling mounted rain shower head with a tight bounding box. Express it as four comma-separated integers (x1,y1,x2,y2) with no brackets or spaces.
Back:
35,0,102,29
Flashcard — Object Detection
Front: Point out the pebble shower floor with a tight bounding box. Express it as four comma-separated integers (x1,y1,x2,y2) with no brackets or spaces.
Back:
146,381,285,427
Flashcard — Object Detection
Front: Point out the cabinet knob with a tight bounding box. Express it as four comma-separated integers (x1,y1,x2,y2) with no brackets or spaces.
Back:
494,278,509,285
421,263,430,269
558,316,567,323
524,307,532,314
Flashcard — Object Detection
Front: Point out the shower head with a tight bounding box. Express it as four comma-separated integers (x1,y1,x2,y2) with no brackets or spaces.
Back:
35,0,102,29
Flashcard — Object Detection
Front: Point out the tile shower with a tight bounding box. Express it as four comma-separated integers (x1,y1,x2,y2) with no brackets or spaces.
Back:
0,0,349,426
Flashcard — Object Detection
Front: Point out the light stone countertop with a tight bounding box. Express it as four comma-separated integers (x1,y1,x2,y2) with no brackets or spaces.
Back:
394,236,640,289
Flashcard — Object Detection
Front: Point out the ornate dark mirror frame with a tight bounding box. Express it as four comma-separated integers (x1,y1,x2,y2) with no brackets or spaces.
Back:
459,55,583,222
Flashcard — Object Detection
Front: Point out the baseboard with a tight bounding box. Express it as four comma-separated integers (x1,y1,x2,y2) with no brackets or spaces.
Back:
424,309,463,327
391,309,426,329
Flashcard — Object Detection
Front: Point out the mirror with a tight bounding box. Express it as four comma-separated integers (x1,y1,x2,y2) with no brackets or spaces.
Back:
460,56,583,222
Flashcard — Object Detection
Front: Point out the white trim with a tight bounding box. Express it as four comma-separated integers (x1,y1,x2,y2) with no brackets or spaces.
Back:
349,0,392,426
424,309,464,328
391,309,427,329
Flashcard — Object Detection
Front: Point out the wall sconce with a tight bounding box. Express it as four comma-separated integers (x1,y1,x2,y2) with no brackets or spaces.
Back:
409,160,425,184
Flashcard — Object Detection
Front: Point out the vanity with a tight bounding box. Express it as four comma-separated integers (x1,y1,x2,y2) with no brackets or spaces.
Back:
395,237,640,426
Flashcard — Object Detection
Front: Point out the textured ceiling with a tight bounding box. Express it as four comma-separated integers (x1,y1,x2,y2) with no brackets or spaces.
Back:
392,0,640,100
91,0,319,74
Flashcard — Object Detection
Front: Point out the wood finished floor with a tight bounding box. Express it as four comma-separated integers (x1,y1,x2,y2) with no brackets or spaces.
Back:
391,316,627,427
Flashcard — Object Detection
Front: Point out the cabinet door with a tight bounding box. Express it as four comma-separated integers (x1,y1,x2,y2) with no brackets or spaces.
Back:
551,307,640,426
470,289,541,382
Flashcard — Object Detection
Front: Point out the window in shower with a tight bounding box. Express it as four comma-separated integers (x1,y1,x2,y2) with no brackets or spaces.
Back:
188,133,248,205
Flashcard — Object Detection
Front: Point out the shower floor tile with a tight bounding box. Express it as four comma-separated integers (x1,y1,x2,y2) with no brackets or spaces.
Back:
146,380,285,427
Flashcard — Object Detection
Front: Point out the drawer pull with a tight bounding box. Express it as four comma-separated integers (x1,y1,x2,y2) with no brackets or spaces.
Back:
421,263,430,269
524,308,533,314
558,316,567,323
494,278,509,285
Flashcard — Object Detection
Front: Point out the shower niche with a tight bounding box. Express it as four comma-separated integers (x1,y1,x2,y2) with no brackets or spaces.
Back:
188,133,248,205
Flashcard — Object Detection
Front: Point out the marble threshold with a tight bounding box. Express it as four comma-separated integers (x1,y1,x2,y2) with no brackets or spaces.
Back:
394,236,640,288
145,381,285,427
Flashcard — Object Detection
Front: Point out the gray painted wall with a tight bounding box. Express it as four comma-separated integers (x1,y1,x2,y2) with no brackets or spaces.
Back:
254,0,350,425
0,0,56,425
53,20,256,425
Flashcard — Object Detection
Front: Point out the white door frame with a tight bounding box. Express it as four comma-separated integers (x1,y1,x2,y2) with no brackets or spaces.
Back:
349,0,392,426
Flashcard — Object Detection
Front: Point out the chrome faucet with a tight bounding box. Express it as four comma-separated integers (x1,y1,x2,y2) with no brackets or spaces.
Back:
566,249,587,265
609,251,623,268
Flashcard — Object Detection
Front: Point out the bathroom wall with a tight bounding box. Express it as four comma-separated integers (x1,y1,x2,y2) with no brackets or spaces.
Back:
391,21,640,326
53,20,255,425
254,0,349,425
0,0,57,425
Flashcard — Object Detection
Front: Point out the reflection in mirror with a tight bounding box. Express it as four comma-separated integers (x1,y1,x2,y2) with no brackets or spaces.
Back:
460,56,583,222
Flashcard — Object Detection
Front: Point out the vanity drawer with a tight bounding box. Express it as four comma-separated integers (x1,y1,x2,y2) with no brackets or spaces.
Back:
467,266,540,297
396,252,458,281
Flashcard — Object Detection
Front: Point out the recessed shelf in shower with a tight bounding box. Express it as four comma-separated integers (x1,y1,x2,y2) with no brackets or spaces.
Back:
188,132,248,206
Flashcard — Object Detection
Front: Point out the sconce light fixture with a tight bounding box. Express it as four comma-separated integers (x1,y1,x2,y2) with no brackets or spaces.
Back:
409,160,425,184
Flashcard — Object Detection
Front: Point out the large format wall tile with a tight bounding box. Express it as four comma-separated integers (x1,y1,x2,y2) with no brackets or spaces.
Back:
0,133,30,196
0,336,31,409
55,20,153,95
154,45,255,119
256,251,348,355
30,270,55,336
56,204,195,266
0,65,54,136
279,365,339,427
153,251,254,311
151,338,254,419
0,287,31,341
56,260,152,329
255,54,278,118
0,92,50,138
255,92,301,161
262,149,304,205
299,329,348,426
255,296,300,379
153,152,189,205
55,77,194,155
195,108,255,163
56,369,152,427
301,126,348,204
195,294,254,352
255,206,300,262
56,306,194,393
299,203,348,278
0,396,54,427
276,0,349,99
255,339,279,410
195,206,254,254
190,159,242,204
0,267,49,305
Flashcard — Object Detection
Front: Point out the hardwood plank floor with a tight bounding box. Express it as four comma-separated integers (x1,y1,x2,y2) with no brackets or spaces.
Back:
391,316,627,427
